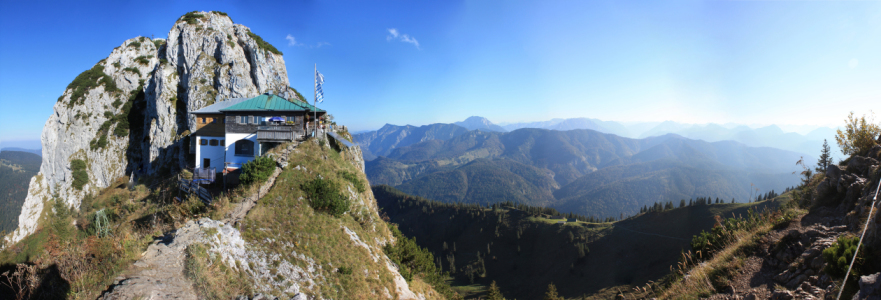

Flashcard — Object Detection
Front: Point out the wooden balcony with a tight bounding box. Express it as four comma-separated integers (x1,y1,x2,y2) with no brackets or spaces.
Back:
257,125,304,142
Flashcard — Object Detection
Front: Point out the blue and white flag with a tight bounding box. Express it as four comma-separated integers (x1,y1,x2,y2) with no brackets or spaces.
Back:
315,69,325,103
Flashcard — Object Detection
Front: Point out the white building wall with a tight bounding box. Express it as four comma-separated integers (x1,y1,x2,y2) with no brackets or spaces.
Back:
195,136,226,169
225,132,257,169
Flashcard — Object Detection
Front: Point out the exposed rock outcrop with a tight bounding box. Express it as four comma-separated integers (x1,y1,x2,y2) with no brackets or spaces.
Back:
8,11,305,244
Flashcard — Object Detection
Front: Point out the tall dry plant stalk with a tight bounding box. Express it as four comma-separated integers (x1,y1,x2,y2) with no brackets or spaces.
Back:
1,264,38,300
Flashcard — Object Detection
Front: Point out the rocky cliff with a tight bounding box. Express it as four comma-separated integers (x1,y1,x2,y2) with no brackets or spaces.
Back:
8,11,303,244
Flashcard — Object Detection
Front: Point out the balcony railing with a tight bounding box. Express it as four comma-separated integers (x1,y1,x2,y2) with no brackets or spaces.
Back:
257,125,304,142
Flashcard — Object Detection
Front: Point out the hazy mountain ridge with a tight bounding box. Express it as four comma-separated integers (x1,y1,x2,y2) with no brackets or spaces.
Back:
354,123,471,160
454,116,507,132
0,148,41,156
498,118,840,161
366,128,804,219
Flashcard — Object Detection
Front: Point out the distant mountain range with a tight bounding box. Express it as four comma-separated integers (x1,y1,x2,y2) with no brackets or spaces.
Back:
454,116,507,132
501,118,841,161
356,116,840,163
363,127,804,219
353,123,470,160
0,147,41,156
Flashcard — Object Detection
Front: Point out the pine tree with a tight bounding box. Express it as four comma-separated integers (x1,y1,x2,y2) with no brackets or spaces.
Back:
680,199,686,208
815,139,831,174
487,281,507,300
544,283,564,300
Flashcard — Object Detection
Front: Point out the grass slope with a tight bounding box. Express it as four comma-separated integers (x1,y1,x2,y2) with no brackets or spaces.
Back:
374,185,787,299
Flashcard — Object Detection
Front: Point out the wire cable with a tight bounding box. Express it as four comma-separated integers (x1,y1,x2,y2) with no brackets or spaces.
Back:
837,177,881,300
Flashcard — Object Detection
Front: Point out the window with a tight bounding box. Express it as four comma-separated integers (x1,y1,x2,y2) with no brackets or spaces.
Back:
249,116,255,124
287,116,295,122
259,117,267,126
203,158,210,168
201,117,206,124
200,138,207,145
220,140,225,146
238,116,247,124
234,140,255,156
209,139,218,146
211,118,217,123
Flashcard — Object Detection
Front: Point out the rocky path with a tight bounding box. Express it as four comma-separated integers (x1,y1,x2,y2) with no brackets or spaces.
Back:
98,232,199,300
99,143,298,299
709,207,848,300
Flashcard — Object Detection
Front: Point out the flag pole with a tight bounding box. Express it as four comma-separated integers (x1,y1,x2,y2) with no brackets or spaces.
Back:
314,63,317,138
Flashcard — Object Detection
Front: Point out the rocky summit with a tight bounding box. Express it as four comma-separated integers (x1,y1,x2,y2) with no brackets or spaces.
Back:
8,11,299,244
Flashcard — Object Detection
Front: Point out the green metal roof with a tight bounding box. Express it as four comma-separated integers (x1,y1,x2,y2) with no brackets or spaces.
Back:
219,94,325,112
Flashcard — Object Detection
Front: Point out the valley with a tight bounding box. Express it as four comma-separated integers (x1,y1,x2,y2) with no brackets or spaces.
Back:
0,151,41,234
359,125,804,219
374,184,789,299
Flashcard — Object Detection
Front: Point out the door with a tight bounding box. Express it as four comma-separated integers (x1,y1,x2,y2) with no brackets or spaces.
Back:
203,158,210,168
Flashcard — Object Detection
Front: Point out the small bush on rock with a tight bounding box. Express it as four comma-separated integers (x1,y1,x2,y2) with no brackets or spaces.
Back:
338,170,366,193
301,177,350,217
239,156,276,186
71,159,89,190
822,235,863,278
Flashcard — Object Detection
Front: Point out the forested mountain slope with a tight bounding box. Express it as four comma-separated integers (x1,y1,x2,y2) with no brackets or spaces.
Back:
0,151,41,234
374,185,787,299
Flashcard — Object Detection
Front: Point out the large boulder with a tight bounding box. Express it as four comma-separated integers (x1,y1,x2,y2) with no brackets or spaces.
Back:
868,145,881,161
852,272,880,300
849,156,880,177
828,164,843,188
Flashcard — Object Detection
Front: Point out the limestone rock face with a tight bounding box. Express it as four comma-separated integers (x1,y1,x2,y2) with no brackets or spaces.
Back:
9,11,303,244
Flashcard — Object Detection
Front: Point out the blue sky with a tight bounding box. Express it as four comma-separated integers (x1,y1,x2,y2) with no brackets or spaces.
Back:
1,0,880,145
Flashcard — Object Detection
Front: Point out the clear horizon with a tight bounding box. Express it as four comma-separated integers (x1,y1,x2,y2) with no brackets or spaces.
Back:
1,0,879,141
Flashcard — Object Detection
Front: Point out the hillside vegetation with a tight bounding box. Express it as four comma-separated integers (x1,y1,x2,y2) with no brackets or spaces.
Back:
374,184,787,299
0,151,41,234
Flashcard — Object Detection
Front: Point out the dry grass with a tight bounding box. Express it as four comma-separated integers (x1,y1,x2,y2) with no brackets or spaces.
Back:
185,243,252,299
651,196,806,300
0,174,224,299
656,222,771,299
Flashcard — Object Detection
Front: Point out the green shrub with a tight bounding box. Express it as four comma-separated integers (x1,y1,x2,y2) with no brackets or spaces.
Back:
153,39,165,49
127,41,141,49
71,159,89,190
123,67,141,76
822,235,866,278
338,170,366,193
90,134,108,150
134,56,150,66
66,64,119,106
337,266,353,275
239,156,276,186
301,177,350,217
51,198,73,241
246,31,282,55
180,11,204,24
